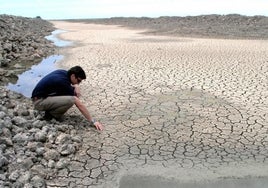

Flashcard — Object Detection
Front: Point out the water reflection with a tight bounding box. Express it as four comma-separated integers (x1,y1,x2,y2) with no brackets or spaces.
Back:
7,29,71,98
7,55,63,97
45,30,73,47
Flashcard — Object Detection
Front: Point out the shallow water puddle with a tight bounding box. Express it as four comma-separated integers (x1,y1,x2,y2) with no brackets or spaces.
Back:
7,55,63,97
7,30,71,97
45,29,73,47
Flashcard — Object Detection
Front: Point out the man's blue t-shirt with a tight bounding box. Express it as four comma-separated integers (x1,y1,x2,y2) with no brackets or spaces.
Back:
31,70,75,98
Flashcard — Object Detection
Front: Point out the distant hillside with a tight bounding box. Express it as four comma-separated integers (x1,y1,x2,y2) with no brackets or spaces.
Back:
65,14,268,39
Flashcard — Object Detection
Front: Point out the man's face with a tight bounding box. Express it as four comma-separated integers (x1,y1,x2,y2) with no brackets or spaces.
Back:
71,74,82,85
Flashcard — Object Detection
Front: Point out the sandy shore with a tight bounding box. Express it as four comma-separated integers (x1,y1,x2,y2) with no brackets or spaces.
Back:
49,21,268,187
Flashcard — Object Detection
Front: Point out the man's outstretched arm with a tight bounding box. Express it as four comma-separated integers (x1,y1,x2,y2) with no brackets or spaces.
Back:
74,96,104,131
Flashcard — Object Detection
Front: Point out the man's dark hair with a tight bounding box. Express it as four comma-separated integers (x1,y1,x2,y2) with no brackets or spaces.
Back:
67,66,86,79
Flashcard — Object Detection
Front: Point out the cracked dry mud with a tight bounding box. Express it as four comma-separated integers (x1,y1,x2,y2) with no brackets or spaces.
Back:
49,22,268,187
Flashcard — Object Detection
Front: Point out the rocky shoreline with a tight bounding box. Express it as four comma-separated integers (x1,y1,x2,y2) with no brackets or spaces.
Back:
0,15,97,188
0,14,56,85
0,87,88,187
0,15,72,187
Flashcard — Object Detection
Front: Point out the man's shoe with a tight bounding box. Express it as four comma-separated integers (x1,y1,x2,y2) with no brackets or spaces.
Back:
54,116,64,122
41,111,64,122
42,111,53,121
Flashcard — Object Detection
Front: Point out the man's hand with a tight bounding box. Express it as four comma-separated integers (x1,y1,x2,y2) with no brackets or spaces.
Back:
94,121,104,131
74,97,103,131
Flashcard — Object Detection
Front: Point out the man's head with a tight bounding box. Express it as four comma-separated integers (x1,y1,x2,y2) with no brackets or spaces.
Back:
68,66,86,84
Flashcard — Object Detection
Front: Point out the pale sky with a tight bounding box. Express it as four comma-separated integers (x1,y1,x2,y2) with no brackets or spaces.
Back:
1,0,267,20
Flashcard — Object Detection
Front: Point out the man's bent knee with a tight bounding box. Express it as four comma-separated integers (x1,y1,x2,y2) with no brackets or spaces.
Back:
33,96,75,112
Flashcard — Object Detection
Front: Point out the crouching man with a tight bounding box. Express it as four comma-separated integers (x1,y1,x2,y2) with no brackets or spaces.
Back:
31,65,103,131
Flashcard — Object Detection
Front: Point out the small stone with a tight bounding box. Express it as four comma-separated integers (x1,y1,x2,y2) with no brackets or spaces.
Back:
9,170,20,181
30,175,46,188
0,155,9,167
59,144,76,156
44,149,60,161
35,131,47,142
